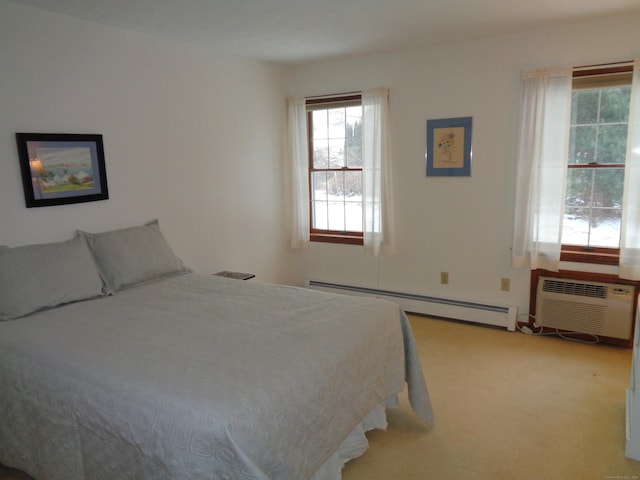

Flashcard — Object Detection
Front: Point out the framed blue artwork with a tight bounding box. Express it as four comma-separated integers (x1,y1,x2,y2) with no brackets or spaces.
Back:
426,116,472,177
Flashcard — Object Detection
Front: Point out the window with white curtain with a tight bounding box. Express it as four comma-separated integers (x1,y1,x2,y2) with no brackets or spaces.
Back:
288,88,396,256
512,59,640,279
561,65,633,264
307,94,364,245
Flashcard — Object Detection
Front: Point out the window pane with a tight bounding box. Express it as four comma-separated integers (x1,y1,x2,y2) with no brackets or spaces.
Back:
566,168,593,208
344,203,362,231
328,108,346,138
311,171,328,229
307,100,364,238
327,201,346,231
343,170,362,198
563,169,623,248
569,126,596,164
346,106,363,168
346,140,362,167
313,171,364,233
344,170,363,231
562,206,620,248
328,138,346,168
599,87,631,123
346,134,362,167
312,201,329,229
312,110,328,139
311,171,328,197
312,110,329,169
597,124,628,164
312,140,329,168
327,171,346,231
594,168,624,208
589,209,621,247
346,106,362,122
564,82,629,251
571,90,599,124
345,105,362,118
326,170,344,197
563,207,590,246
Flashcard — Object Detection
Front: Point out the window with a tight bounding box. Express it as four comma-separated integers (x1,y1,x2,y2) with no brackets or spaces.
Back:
307,95,364,245
289,88,395,254
561,65,633,264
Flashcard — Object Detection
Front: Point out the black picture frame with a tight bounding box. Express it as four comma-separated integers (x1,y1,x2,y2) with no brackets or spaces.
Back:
16,133,109,208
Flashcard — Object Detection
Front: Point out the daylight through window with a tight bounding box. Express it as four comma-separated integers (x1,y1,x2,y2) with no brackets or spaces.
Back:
307,95,364,244
561,66,633,257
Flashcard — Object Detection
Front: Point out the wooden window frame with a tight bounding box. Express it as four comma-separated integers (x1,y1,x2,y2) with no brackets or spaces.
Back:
560,62,633,266
307,94,364,246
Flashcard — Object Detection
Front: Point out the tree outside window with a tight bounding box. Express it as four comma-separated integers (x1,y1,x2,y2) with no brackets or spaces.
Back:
562,73,631,255
307,96,364,244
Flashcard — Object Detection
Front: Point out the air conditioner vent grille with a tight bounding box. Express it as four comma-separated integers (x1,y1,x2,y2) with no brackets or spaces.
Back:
542,279,607,299
536,276,634,340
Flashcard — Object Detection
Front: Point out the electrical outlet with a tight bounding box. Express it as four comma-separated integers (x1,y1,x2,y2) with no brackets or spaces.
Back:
501,277,510,292
441,272,449,285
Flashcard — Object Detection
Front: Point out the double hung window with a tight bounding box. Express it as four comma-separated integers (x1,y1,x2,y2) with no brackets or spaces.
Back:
561,65,633,264
289,88,395,254
512,60,640,276
306,95,364,245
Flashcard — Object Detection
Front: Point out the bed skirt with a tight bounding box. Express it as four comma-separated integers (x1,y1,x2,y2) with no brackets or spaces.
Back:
310,395,397,479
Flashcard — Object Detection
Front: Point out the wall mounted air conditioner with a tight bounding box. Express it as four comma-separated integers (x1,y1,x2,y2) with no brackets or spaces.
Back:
536,276,635,339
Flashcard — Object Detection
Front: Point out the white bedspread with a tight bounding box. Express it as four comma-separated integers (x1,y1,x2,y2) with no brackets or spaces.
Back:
0,274,433,480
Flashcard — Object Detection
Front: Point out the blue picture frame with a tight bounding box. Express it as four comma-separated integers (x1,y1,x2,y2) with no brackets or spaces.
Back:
426,116,472,177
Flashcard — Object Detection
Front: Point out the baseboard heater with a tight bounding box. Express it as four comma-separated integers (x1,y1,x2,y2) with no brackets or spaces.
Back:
308,280,517,331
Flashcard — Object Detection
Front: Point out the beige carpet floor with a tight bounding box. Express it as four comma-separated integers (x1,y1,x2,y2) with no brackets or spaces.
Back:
2,314,640,479
343,315,640,480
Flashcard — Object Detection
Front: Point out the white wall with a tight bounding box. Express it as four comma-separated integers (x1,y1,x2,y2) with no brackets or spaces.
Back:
3,1,640,317
286,13,640,316
0,1,295,284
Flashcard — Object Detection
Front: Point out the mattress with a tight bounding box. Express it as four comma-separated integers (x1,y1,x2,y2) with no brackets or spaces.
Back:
0,273,433,479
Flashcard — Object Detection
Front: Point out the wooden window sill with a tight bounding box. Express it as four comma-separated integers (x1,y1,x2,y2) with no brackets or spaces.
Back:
560,247,619,266
310,233,363,246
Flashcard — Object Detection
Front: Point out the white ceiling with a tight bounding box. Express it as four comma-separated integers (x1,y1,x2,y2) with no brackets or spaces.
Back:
8,0,640,64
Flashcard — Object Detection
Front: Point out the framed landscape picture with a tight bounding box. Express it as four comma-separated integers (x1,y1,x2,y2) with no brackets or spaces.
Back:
16,133,109,208
426,116,472,177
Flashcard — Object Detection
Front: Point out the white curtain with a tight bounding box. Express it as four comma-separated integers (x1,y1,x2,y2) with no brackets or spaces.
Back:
288,97,310,249
620,58,640,280
289,89,396,255
511,67,572,271
362,87,396,256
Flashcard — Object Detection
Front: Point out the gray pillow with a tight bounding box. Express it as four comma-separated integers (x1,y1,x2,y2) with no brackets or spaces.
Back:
80,220,190,291
0,235,106,320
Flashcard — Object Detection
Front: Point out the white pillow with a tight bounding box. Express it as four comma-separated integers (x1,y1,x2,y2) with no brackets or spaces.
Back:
0,235,106,320
80,220,190,291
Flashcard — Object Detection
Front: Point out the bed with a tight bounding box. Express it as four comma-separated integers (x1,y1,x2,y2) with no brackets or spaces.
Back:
0,220,434,480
